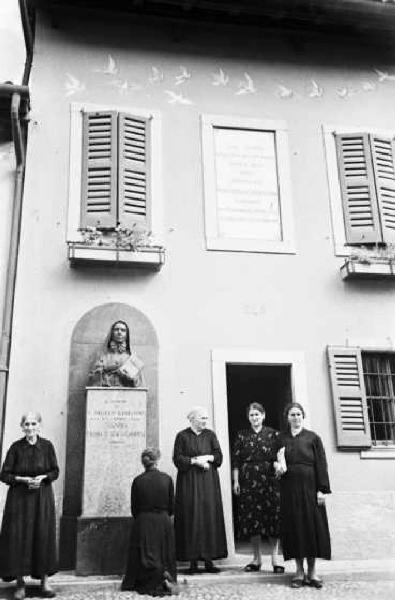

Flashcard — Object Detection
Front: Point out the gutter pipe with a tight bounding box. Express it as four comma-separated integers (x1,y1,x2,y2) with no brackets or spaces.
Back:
19,0,34,86
0,0,32,452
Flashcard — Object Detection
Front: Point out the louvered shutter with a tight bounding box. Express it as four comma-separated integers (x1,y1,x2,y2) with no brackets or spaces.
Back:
370,135,395,244
118,113,151,229
327,346,372,449
335,133,382,244
80,111,118,228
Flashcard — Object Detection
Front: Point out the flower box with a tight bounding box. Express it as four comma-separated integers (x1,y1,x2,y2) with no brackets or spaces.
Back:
341,257,395,280
68,243,165,270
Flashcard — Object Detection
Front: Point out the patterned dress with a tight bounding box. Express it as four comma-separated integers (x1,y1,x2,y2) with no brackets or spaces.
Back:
232,427,281,540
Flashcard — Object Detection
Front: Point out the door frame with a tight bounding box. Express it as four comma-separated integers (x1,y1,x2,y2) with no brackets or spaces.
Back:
211,348,310,563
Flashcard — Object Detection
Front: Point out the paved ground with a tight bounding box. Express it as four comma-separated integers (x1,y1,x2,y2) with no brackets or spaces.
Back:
1,578,395,600
1,561,394,600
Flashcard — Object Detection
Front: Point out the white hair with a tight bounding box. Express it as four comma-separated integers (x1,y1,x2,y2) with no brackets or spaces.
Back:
20,411,42,426
187,406,208,421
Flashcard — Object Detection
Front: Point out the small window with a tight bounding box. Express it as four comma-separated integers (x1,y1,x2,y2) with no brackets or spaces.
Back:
324,125,395,255
328,346,395,450
67,103,162,243
362,352,395,446
201,115,295,254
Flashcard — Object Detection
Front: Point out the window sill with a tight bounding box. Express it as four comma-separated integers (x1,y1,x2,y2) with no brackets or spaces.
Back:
206,237,296,254
341,258,395,280
360,447,395,459
68,243,165,270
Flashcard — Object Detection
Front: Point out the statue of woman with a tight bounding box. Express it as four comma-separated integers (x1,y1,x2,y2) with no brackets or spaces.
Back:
88,321,145,388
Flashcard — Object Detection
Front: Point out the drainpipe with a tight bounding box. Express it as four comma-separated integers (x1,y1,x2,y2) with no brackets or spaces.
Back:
0,0,32,454
19,0,34,86
0,90,29,453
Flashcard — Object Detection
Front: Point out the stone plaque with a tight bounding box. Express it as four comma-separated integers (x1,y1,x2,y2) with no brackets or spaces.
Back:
213,127,282,240
82,387,147,517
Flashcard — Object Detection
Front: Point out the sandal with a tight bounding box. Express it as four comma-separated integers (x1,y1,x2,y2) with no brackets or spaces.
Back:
244,563,261,572
290,577,304,588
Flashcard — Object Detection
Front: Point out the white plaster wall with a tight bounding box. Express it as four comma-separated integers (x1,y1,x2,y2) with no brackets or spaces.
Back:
3,8,395,556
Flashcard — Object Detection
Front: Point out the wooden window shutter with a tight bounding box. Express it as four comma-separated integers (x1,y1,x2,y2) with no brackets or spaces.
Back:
118,113,151,229
80,111,118,229
327,346,372,449
370,135,395,244
335,133,382,244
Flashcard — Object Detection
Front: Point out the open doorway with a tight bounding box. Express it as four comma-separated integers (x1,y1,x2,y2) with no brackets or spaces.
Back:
226,363,292,554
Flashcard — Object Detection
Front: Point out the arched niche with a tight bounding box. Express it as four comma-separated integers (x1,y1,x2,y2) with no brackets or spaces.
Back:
60,302,158,569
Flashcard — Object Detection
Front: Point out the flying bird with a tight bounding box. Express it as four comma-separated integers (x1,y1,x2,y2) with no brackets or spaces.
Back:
235,72,256,95
374,68,395,82
277,84,293,99
149,66,164,84
165,90,194,105
361,80,375,92
65,73,86,96
175,66,191,85
336,86,356,99
212,68,229,86
308,79,323,98
94,54,119,76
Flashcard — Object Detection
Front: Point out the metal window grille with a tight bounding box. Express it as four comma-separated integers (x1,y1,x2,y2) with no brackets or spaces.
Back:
362,352,395,446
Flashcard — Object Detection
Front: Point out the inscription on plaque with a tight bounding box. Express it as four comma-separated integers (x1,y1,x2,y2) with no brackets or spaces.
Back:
83,387,147,517
213,127,282,241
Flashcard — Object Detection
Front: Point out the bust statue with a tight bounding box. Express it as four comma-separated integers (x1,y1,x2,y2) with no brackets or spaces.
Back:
88,320,145,388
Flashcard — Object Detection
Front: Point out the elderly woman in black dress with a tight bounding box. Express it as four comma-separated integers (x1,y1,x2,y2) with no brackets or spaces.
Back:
232,402,283,572
121,448,177,596
274,403,331,589
0,412,58,600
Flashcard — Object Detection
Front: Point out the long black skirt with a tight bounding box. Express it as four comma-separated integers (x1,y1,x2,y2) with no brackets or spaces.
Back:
121,512,177,597
0,483,57,580
280,463,331,561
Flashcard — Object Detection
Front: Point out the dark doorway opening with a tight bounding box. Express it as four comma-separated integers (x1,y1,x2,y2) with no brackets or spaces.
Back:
226,363,292,553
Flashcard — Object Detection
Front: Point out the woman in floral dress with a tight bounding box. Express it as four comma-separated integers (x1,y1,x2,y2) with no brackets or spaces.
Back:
232,402,283,572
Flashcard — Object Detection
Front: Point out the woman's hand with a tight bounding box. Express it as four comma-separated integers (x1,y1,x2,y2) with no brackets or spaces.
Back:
191,456,210,469
198,454,214,463
15,476,31,485
273,461,285,479
233,481,240,495
28,475,47,490
317,491,326,506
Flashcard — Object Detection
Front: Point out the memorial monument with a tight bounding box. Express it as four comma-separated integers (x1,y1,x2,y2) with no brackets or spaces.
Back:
76,321,147,574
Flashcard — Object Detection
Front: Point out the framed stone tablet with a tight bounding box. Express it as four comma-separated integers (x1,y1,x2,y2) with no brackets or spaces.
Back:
201,115,295,254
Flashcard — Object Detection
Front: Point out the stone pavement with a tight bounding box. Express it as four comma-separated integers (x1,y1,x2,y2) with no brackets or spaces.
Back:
1,560,394,600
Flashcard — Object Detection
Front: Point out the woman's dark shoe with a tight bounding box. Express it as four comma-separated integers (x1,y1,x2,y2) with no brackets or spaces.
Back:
290,577,304,588
306,578,323,589
40,589,56,598
185,561,200,575
272,565,285,573
244,563,261,572
204,561,220,573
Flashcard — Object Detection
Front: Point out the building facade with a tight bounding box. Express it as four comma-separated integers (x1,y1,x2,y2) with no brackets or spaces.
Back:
2,0,395,570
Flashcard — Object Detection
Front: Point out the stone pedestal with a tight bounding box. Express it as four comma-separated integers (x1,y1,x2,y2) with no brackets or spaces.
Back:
75,387,147,575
